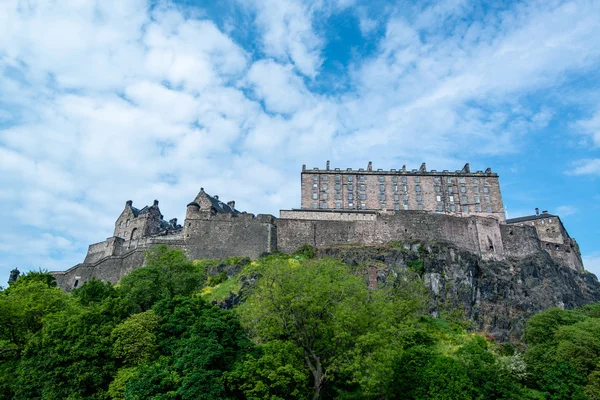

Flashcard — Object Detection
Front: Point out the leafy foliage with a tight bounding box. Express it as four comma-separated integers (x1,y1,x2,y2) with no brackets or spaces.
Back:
2,246,600,399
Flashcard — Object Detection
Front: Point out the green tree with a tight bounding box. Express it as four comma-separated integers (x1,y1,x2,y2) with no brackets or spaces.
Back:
112,310,160,366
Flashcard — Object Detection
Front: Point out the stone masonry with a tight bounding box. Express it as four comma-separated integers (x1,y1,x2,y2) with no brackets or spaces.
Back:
48,164,584,291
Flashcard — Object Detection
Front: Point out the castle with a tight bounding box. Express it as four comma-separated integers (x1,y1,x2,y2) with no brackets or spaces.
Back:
48,162,584,290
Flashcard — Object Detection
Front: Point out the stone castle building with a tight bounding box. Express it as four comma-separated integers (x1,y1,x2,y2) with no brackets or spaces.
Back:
46,162,584,290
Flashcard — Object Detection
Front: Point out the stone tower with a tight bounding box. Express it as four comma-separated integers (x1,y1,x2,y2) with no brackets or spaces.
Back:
8,268,20,283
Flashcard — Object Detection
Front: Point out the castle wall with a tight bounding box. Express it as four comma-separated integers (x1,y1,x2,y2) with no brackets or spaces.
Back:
542,239,584,272
500,224,541,259
183,212,276,260
276,211,504,259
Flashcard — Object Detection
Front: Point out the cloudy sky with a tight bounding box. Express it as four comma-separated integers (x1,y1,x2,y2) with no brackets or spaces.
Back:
1,0,599,283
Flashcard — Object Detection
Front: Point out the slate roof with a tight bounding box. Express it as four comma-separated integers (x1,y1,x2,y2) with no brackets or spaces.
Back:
188,188,240,215
506,212,557,224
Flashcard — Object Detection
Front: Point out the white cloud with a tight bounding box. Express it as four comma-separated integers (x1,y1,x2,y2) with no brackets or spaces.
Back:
569,159,600,176
575,110,600,147
1,0,600,278
556,205,577,216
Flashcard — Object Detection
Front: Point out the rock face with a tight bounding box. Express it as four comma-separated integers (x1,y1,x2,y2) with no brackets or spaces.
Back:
317,241,600,341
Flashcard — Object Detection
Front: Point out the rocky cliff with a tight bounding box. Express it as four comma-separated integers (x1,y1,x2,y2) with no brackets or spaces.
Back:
316,241,600,341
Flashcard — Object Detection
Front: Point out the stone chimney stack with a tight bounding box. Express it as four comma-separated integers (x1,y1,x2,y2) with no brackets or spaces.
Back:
169,218,177,227
542,210,548,214
302,164,306,171
535,208,540,216
153,200,159,207
126,200,133,207
227,200,235,210
326,160,330,170
214,195,219,200
367,161,373,171
420,162,427,172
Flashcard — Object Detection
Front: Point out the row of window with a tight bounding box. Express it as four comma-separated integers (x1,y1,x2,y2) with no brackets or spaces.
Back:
311,203,493,213
313,175,489,184
118,219,130,228
313,183,490,194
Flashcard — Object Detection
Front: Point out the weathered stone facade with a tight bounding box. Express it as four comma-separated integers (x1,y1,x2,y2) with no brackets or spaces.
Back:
49,168,585,291
301,162,505,222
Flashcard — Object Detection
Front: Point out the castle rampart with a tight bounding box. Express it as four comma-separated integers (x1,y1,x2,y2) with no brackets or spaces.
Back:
47,167,586,290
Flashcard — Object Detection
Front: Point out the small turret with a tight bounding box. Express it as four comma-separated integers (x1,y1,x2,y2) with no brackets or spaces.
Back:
8,268,20,284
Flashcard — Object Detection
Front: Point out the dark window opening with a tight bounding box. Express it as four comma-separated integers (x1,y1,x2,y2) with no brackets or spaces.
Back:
74,279,79,288
508,230,513,235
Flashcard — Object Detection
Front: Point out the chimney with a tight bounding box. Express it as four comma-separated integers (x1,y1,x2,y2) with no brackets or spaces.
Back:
214,195,219,200
326,160,330,170
535,208,539,216
462,163,470,173
169,218,177,227
367,161,373,171
401,165,406,172
227,200,236,210
420,162,427,172
126,200,133,206
153,200,159,207
542,210,548,214
302,164,306,171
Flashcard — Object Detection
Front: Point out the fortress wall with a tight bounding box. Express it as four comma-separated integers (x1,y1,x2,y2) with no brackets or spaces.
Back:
500,224,541,258
542,240,584,272
470,217,505,260
183,215,276,260
277,212,483,255
84,241,112,263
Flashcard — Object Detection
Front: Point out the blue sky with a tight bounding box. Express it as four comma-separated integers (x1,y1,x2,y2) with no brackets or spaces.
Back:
1,0,599,284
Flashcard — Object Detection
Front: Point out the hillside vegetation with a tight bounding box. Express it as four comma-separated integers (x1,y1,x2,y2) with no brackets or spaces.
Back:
2,245,600,399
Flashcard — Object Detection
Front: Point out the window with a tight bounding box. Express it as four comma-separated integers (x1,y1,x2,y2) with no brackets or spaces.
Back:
394,203,400,211
482,178,487,184
336,202,341,209
322,193,328,200
348,176,353,182
486,206,492,212
403,194,408,201
461,195,467,202
392,177,398,183
360,194,367,200
348,203,353,208
449,195,454,202
449,204,456,212
126,219,130,227
483,187,489,193
473,186,479,193
394,194,399,201
313,175,318,181
348,193,353,200
119,221,123,228
360,184,365,191
380,203,386,209
474,196,480,203
336,183,341,190
461,186,466,193
401,177,407,183
336,193,341,200
473,177,478,184
463,205,469,213
436,203,443,212
312,193,318,200
313,183,318,189
549,218,553,223
336,175,341,181
403,203,409,210
418,204,423,210
320,202,327,209
434,177,440,183
402,185,407,192
379,176,385,182
416,194,422,201
380,194,386,201
435,186,441,193
359,175,365,181
322,184,328,190
361,203,366,210
447,177,452,183
415,185,421,192
476,205,482,212
415,176,420,183
322,176,327,181
459,177,465,183
448,187,453,194
436,195,441,202
312,202,318,208
394,185,398,192
348,184,353,191
380,184,385,192
485,196,490,203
